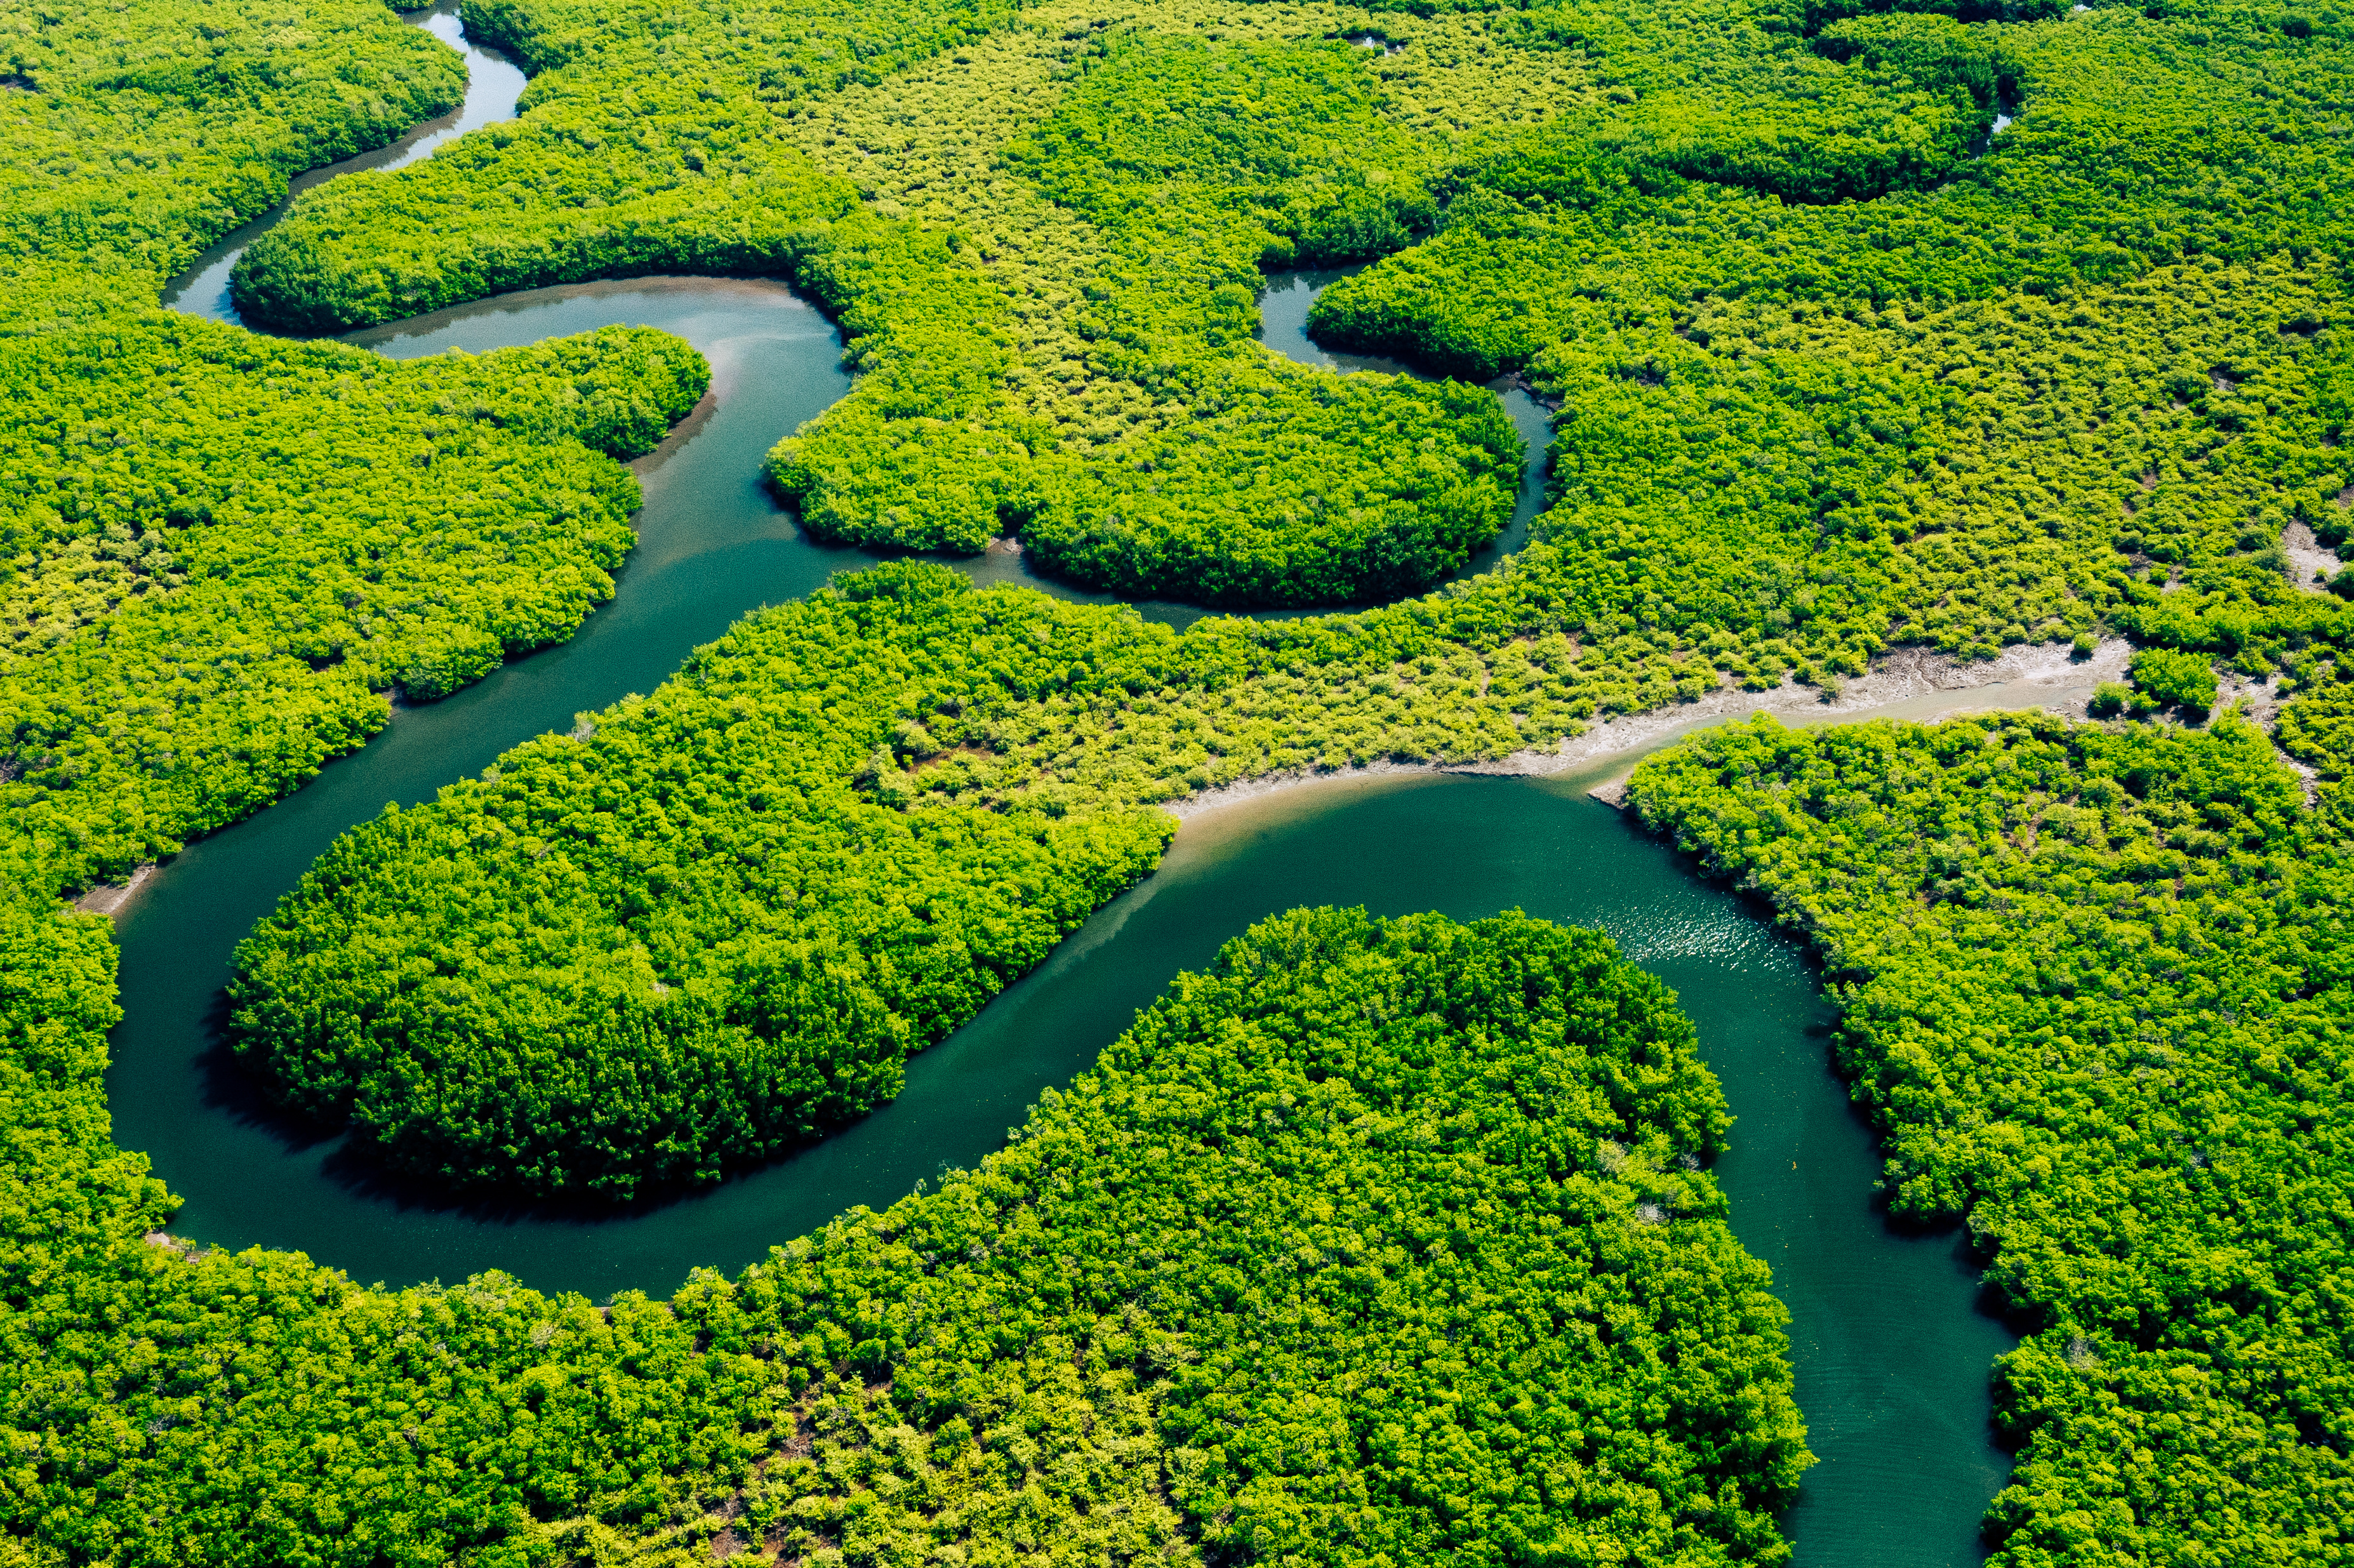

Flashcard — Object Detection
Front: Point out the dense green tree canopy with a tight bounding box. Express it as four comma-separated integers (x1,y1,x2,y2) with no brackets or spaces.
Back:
0,0,464,293
229,567,1175,1197
1631,704,2354,1565
237,0,1561,606
6,0,2354,1561
692,907,1811,1568
226,0,2354,646
6,874,1812,1567
1,317,706,897
0,0,714,902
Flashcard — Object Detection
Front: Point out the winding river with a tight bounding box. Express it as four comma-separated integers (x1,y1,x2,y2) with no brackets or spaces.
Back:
160,2,531,327
118,10,2037,1562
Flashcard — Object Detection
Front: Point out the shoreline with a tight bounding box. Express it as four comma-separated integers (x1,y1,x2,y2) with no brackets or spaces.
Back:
1164,635,2132,821
73,864,156,920
63,634,2279,922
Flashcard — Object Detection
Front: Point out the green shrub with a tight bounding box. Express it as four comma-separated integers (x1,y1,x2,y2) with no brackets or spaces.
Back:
2127,646,2220,714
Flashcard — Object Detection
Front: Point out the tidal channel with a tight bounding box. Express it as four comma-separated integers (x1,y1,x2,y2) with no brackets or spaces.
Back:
119,11,2017,1562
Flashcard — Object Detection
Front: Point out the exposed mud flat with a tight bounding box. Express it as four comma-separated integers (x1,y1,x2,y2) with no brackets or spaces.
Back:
1169,635,2132,821
73,865,155,919
2282,519,2345,590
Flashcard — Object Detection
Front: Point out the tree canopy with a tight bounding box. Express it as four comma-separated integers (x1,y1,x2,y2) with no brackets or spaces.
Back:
6,0,2354,1560
1631,703,2354,1564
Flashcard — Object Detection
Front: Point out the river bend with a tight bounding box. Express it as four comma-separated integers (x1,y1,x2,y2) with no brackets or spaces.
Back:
123,13,2025,1562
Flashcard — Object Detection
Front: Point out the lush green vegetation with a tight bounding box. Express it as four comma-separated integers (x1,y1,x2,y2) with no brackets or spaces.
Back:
0,14,810,1550
234,0,2354,646
628,908,1810,1567
861,239,2350,811
0,305,707,898
225,157,2354,1202
0,926,783,1568
10,872,1810,1566
763,8,1539,606
227,550,1668,1185
966,31,1526,603
0,0,720,912
1629,705,2354,1565
226,0,1016,329
0,0,464,299
12,0,2354,1560
1313,0,2354,375
239,0,1566,606
229,566,1173,1198
2126,646,2219,716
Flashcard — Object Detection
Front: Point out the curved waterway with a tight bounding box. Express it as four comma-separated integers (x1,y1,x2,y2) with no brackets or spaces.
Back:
114,13,2019,1564
1257,264,1551,579
161,1,530,326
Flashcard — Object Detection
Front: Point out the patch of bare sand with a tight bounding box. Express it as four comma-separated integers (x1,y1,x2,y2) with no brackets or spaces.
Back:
1167,636,2132,821
2282,519,2344,592
72,865,156,920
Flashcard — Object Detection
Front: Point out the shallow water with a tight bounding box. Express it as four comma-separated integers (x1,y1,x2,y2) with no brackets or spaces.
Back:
107,19,2014,1565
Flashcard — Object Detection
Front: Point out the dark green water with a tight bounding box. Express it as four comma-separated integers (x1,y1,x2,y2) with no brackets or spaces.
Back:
114,27,2015,1559
103,269,1571,1285
111,759,2014,1564
111,738,2022,1567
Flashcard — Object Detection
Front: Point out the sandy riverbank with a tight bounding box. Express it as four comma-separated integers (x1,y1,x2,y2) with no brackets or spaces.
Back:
72,636,2288,922
73,865,156,920
1166,635,2133,821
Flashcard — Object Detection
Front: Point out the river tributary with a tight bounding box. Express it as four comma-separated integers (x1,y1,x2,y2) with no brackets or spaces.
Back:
121,13,2026,1562
159,2,530,328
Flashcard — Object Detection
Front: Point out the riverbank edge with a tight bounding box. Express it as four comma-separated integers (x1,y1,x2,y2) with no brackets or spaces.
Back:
1164,634,2135,821
72,628,2304,922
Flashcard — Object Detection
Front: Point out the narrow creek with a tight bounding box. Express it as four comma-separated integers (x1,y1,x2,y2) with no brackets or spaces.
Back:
160,1,530,326
1255,263,1550,580
119,14,2025,1564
